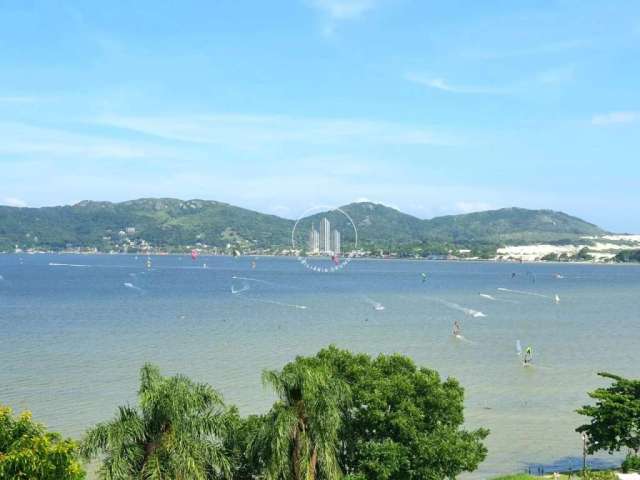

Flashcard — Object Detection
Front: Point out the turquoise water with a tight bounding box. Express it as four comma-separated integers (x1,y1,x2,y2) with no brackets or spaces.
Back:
1,254,638,477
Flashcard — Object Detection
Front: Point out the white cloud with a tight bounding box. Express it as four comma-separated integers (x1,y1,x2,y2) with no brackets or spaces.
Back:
535,66,574,85
97,113,456,147
405,73,511,95
1,197,27,207
591,111,640,126
0,122,181,159
306,0,378,37
307,0,376,20
0,96,38,104
407,66,574,95
454,201,494,214
468,40,588,61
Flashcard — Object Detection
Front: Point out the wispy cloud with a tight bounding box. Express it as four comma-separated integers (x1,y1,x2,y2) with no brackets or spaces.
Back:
468,40,588,60
0,96,40,104
306,0,378,36
0,122,179,159
591,111,640,126
535,65,574,85
406,66,574,95
1,197,27,207
454,201,494,214
405,73,511,95
307,0,377,20
97,113,457,147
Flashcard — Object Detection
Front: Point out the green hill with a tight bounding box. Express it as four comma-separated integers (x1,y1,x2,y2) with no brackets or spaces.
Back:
297,203,605,248
0,198,607,252
422,207,605,244
0,198,291,251
296,203,424,248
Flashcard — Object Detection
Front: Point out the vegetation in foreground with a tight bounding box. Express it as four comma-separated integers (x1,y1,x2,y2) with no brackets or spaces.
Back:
491,472,617,480
0,406,85,479
77,346,488,480
3,351,639,480
577,372,640,456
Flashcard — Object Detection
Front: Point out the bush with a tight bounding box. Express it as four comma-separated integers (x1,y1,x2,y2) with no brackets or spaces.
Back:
0,406,85,480
622,454,640,473
583,470,617,480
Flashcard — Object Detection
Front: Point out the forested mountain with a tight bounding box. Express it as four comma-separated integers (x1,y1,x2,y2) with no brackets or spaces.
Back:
0,198,607,252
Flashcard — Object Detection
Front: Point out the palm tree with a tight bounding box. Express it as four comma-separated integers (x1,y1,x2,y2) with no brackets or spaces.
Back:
81,363,231,480
251,360,348,480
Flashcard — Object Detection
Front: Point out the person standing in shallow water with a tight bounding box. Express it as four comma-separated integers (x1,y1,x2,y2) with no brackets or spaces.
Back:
453,320,461,336
524,346,533,365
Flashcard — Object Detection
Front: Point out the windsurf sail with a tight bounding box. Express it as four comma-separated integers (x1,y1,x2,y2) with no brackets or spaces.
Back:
191,249,198,261
421,273,427,283
516,340,522,356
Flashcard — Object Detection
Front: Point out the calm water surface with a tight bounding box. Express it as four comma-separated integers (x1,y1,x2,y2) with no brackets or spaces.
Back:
1,254,638,478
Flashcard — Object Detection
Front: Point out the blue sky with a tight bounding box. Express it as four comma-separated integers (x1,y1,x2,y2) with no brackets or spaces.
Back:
1,1,639,231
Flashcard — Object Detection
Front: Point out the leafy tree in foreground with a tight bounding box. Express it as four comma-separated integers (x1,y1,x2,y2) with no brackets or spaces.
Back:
251,360,349,480
81,363,232,479
0,405,85,480
223,410,265,480
577,372,640,454
315,346,489,480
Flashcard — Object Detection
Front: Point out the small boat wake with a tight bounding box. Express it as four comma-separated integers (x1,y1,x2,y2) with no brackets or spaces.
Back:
123,282,144,293
362,295,385,311
453,334,476,344
235,294,308,310
498,287,551,299
480,293,518,304
231,279,307,309
435,298,486,318
231,276,298,289
479,293,497,301
49,262,91,268
230,284,250,294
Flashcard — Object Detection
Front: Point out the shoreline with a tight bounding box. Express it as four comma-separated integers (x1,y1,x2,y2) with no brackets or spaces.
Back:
2,250,640,266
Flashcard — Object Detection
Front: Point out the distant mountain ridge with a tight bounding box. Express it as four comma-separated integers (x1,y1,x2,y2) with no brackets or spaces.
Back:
0,198,607,252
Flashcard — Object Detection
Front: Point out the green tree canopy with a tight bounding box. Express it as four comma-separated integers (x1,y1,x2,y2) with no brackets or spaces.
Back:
315,346,489,480
0,405,85,480
81,363,232,479
250,359,349,480
253,347,489,480
577,372,640,454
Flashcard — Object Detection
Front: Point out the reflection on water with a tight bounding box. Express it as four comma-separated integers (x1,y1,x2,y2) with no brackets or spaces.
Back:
1,254,637,477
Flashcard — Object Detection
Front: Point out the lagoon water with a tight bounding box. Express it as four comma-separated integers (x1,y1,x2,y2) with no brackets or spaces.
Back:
1,254,639,478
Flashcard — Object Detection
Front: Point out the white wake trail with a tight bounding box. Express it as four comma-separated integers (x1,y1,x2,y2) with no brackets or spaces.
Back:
362,295,385,311
49,262,91,268
479,294,497,301
236,295,308,310
230,284,250,294
123,282,144,293
497,288,551,299
435,298,486,318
